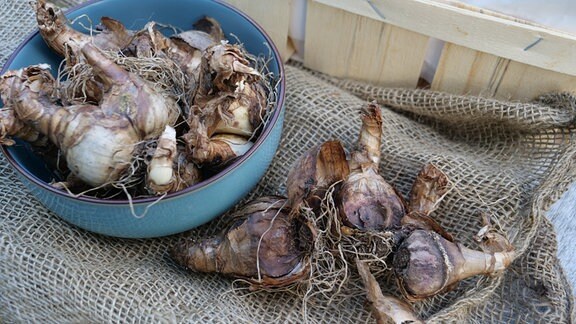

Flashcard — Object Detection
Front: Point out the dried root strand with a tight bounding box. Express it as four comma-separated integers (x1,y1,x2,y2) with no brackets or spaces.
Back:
337,226,398,272
117,19,223,103
299,189,354,304
132,22,204,81
58,46,188,110
57,57,103,105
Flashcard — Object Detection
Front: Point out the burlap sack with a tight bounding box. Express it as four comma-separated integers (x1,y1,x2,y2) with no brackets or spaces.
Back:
1,1,575,323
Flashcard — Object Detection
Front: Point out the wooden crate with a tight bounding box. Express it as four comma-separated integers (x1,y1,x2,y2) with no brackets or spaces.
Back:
225,0,576,101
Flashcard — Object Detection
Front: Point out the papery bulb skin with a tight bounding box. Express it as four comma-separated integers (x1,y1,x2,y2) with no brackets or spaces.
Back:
286,140,350,212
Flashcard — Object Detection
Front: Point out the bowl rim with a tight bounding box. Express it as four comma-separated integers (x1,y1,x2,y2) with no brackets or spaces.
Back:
0,0,285,205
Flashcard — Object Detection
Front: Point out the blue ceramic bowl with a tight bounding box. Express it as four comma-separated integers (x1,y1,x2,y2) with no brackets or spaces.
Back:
0,0,285,238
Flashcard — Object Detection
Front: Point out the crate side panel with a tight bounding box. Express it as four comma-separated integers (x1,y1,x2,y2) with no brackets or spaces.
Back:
432,43,576,100
314,0,576,76
305,1,428,87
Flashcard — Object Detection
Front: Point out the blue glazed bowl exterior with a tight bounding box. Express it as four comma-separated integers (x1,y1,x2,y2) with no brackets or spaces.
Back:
1,0,285,238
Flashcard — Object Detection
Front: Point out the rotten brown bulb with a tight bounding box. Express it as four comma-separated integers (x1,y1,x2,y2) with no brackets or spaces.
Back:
337,103,406,231
393,229,515,301
171,196,316,288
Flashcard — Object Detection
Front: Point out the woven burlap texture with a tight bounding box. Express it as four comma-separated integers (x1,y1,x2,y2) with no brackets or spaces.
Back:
1,0,575,323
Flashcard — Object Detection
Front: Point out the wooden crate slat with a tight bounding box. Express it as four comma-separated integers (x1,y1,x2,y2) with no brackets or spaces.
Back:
432,43,576,100
304,1,355,77
304,1,428,88
431,43,500,96
224,0,294,61
497,61,576,101
370,25,429,88
313,0,576,77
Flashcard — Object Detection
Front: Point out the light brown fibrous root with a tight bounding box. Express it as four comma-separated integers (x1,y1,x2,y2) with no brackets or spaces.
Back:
298,186,396,308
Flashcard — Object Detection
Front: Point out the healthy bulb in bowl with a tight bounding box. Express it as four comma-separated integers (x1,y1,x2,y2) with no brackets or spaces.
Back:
0,0,285,238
